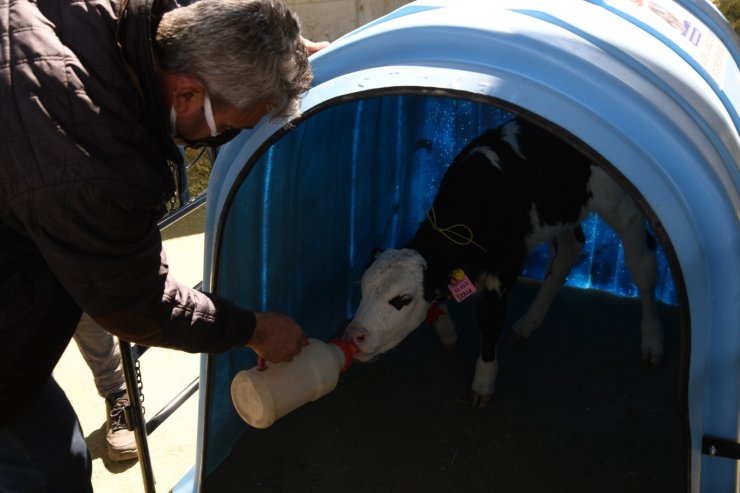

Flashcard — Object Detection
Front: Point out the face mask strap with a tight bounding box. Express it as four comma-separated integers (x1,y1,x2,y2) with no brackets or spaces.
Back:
170,83,232,147
169,104,177,137
203,92,219,137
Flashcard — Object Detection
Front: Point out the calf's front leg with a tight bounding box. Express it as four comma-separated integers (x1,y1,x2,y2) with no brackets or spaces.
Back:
471,290,508,407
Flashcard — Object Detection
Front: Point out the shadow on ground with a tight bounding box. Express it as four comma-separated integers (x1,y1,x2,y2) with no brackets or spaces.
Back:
205,280,686,493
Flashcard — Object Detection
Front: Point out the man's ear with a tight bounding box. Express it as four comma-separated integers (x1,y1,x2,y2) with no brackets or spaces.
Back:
169,74,205,116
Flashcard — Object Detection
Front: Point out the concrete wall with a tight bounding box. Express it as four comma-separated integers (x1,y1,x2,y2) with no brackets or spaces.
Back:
286,0,409,41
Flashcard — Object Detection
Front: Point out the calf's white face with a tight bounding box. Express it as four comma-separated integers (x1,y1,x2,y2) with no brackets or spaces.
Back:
345,249,430,361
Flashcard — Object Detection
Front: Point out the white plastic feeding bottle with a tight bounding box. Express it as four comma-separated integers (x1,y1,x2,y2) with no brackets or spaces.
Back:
230,338,357,429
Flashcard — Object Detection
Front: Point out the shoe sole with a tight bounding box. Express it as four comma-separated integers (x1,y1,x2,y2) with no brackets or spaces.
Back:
108,448,139,462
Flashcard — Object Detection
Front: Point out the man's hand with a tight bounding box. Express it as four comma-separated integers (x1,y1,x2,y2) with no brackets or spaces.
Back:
247,312,309,363
302,36,330,55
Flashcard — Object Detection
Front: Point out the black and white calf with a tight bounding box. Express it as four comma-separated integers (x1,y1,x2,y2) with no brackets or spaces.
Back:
343,117,663,407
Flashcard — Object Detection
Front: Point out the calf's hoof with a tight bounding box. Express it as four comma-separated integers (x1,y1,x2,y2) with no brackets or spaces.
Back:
471,392,492,408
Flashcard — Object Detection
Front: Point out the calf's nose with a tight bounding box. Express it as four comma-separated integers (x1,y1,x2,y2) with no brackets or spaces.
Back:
343,325,368,347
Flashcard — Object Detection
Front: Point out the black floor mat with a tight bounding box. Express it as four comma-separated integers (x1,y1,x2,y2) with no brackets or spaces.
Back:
205,280,686,493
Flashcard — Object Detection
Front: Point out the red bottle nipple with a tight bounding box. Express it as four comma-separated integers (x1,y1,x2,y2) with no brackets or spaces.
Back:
329,339,358,372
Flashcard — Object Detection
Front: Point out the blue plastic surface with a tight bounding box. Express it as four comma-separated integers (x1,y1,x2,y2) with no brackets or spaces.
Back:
195,1,739,491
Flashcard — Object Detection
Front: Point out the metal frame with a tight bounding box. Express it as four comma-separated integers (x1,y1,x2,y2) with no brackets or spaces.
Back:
120,340,201,493
118,147,213,492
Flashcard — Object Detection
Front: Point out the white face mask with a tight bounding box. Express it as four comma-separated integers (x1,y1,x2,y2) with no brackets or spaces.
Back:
169,104,178,137
169,91,220,138
202,91,219,137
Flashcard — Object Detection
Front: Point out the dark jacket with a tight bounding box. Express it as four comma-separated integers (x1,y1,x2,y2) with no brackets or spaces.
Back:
0,0,255,421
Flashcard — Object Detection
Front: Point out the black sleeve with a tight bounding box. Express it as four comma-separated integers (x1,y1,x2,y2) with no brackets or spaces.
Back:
14,181,254,353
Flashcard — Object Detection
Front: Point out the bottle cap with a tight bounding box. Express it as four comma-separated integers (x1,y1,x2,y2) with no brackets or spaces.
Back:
329,339,358,372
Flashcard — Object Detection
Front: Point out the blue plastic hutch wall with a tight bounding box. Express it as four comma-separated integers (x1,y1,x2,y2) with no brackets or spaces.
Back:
174,1,739,492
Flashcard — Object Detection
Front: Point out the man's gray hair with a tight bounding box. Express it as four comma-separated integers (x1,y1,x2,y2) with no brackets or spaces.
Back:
156,0,312,120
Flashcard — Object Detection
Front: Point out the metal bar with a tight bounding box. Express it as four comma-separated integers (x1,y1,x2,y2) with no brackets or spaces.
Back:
120,341,157,493
702,435,740,460
158,192,206,231
132,344,150,360
178,157,191,206
146,378,199,436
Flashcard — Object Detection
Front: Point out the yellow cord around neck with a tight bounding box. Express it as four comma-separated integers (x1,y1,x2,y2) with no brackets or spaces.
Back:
426,209,488,253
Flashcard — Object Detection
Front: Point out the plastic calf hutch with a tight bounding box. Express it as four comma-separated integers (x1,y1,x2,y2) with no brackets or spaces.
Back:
172,1,739,492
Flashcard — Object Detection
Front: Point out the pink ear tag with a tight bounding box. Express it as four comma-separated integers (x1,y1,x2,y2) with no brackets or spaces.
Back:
448,269,476,302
